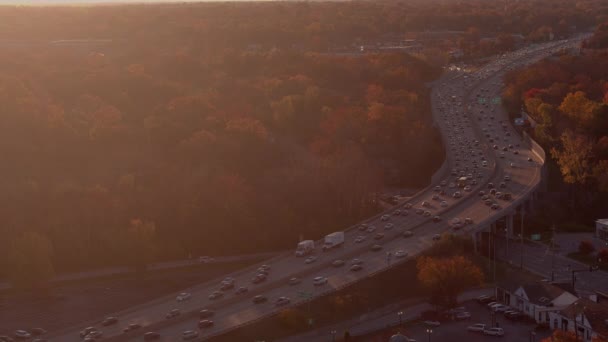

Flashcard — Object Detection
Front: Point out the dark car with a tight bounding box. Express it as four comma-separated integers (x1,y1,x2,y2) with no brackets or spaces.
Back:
143,332,161,341
199,309,214,319
252,295,268,304
198,320,214,329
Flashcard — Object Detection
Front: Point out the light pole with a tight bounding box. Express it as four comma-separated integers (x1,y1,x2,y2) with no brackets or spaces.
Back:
426,328,433,342
331,330,336,342
398,311,403,327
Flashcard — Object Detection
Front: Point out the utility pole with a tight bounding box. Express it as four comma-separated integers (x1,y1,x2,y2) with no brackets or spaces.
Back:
551,224,556,281
520,209,525,269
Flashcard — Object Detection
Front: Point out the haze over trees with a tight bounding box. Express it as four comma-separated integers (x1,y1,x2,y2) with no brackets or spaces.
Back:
0,0,606,282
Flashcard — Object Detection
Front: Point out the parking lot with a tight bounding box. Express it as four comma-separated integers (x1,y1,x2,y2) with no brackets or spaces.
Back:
404,299,551,342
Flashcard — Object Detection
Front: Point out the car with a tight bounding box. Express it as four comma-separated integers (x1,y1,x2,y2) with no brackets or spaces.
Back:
31,329,46,336
527,157,533,162
422,201,431,207
313,276,328,286
199,256,214,263
235,286,249,295
366,225,377,233
355,235,366,243
166,309,180,319
384,223,394,230
198,320,214,329
0,336,14,342
453,191,462,198
401,210,409,216
395,250,408,258
467,323,486,332
305,256,317,264
13,331,30,340
491,203,500,210
251,274,266,284
487,302,500,309
351,258,364,265
440,201,448,207
358,224,368,231
85,331,103,340
199,309,214,318
432,215,441,223
123,323,142,333
347,263,363,272
176,292,192,302
404,203,412,209
381,214,390,221
492,304,508,312
330,259,345,267
374,232,385,240
182,330,199,340
253,295,268,304
424,320,441,327
463,186,472,192
143,332,161,341
432,234,441,241
465,217,473,225
371,244,383,251
275,297,291,307
476,295,494,304
505,311,522,320
478,191,485,196
423,210,431,217
80,327,98,338
101,317,118,326
415,208,424,215
220,282,234,291
456,312,472,320
483,327,505,336
208,291,224,300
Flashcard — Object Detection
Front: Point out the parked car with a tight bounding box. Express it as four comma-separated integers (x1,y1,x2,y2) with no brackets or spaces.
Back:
456,312,472,320
467,323,486,332
483,327,505,336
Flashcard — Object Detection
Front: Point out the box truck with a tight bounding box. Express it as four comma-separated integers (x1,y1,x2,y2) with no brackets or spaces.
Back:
295,240,315,257
323,231,345,251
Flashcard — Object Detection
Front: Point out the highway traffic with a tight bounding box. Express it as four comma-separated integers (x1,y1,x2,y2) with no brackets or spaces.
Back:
45,36,585,342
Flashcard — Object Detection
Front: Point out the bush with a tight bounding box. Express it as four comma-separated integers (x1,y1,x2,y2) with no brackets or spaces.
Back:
578,240,595,255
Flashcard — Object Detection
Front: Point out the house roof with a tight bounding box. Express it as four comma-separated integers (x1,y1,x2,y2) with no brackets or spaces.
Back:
559,298,608,337
597,219,608,226
521,282,574,305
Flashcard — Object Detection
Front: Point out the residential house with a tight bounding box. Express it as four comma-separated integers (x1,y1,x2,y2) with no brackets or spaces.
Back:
496,280,578,325
548,297,608,342
596,219,608,242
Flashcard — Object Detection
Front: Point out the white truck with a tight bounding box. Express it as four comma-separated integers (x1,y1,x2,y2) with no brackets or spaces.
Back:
322,231,345,251
295,240,315,257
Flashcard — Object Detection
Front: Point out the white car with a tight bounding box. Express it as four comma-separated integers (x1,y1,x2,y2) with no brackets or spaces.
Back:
440,201,448,207
456,311,471,320
182,330,199,340
366,226,377,233
305,256,317,264
483,327,504,336
395,250,408,258
288,277,301,285
199,256,215,263
467,323,486,332
355,236,366,243
384,223,394,230
381,214,390,221
14,330,32,339
492,304,508,312
313,276,328,286
176,292,192,302
351,258,364,266
275,297,291,307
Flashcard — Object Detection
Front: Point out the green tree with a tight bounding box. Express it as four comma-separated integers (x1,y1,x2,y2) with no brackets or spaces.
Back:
7,232,55,289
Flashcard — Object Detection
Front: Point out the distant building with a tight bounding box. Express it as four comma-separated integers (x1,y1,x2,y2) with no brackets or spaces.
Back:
596,219,608,241
548,297,608,341
496,280,578,324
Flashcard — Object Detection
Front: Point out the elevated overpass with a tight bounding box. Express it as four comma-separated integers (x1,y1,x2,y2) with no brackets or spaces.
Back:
46,36,587,342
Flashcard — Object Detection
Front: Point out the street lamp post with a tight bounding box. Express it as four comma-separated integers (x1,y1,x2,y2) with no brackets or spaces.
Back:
398,311,403,327
331,330,336,342
426,328,433,342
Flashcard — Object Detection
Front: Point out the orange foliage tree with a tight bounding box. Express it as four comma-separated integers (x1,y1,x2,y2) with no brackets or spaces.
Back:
416,255,484,309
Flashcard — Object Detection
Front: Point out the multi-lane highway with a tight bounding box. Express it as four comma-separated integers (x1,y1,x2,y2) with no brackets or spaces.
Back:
46,37,587,342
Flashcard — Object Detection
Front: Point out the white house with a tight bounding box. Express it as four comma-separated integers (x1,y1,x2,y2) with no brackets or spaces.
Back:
496,281,578,324
548,297,608,342
596,219,608,242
